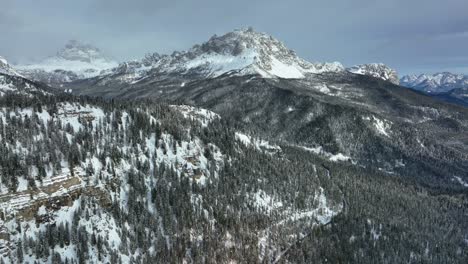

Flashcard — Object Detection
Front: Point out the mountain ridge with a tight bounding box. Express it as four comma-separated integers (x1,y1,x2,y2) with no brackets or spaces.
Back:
401,72,468,93
85,28,345,86
347,63,400,85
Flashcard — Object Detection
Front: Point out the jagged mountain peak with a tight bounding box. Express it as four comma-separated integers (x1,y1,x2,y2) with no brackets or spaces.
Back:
347,63,399,85
196,27,291,56
187,27,345,78
104,28,345,84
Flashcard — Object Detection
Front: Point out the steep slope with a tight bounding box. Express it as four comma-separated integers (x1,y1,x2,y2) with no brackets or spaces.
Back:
0,72,51,97
0,56,22,77
347,63,399,84
401,72,468,93
16,40,118,86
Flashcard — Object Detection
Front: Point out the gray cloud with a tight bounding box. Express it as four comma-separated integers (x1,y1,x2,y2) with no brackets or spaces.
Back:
1,0,467,75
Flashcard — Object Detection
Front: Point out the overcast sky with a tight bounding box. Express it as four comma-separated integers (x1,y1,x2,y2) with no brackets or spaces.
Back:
1,0,468,75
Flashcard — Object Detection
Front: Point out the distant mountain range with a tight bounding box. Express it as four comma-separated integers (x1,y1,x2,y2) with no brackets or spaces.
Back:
8,28,403,88
401,72,468,93
400,72,468,106
3,29,468,107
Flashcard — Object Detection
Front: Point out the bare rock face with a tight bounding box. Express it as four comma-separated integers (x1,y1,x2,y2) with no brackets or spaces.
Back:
347,63,400,85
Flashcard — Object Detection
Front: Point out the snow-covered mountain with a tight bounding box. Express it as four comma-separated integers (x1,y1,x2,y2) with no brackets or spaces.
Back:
96,28,344,85
400,72,468,93
16,40,118,86
2,28,468,263
347,63,399,85
0,56,22,77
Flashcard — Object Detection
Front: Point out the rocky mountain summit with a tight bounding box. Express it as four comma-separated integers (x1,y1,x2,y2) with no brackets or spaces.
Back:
95,28,345,86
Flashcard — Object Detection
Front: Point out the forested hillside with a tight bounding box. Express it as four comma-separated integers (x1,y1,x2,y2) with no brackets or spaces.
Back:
0,76,467,263
0,87,344,263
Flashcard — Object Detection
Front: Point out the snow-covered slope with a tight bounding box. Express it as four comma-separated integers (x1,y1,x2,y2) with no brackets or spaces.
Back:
16,40,118,86
347,63,399,85
0,70,51,97
0,56,22,77
1,56,50,96
96,28,344,85
0,75,45,96
400,72,468,93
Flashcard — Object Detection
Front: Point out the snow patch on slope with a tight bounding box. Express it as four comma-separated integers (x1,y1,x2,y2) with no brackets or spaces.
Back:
235,132,281,154
453,176,468,188
170,105,220,127
268,56,304,78
299,145,352,163
250,190,284,214
362,115,392,137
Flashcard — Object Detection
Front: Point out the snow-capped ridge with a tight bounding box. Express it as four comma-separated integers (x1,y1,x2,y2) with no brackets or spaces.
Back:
400,72,468,93
103,27,345,84
347,63,399,85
